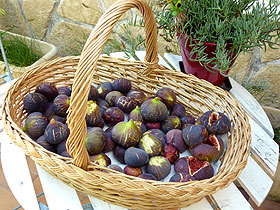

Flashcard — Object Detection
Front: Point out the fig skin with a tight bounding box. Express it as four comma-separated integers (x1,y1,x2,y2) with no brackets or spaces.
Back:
134,121,147,134
124,147,149,168
102,107,124,126
44,119,69,144
90,153,111,167
124,166,142,177
85,127,106,155
171,103,186,117
138,173,157,180
146,156,171,180
140,97,168,122
113,145,127,164
180,114,196,125
97,82,113,99
97,99,109,115
161,143,179,164
53,94,70,117
127,89,146,106
161,115,181,133
44,103,55,121
23,112,48,139
199,111,231,134
128,106,144,122
24,93,48,114
57,86,71,96
166,129,187,153
144,129,166,147
169,173,195,182
145,121,161,130
55,140,71,157
182,124,208,147
138,134,162,157
111,120,142,147
156,87,176,109
35,81,58,102
115,96,136,114
88,85,99,101
108,164,123,173
86,100,103,127
36,135,55,152
49,115,67,124
103,127,115,153
105,91,123,107
112,78,131,93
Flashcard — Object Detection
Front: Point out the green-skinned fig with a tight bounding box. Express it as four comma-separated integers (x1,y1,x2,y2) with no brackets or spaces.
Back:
115,96,136,114
146,156,171,180
128,106,144,122
140,97,168,122
90,153,111,167
143,129,166,147
35,81,58,102
97,82,112,99
127,89,146,106
156,87,176,109
171,103,186,117
88,85,99,101
102,107,124,126
24,93,48,114
161,115,181,133
138,133,162,157
111,119,142,147
105,91,123,107
53,94,70,117
36,135,55,152
134,121,147,134
57,86,71,96
124,147,149,167
44,119,69,144
23,112,48,139
85,127,106,155
112,78,131,93
86,100,103,127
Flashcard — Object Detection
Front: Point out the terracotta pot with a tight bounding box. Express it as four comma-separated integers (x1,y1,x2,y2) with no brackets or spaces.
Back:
178,34,237,86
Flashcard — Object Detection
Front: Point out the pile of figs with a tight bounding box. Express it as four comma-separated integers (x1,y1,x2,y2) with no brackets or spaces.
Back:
23,78,232,183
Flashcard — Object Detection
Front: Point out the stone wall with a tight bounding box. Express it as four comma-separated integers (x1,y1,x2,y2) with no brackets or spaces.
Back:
0,0,279,109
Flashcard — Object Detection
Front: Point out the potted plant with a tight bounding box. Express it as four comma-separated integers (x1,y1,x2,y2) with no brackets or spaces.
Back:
156,0,280,86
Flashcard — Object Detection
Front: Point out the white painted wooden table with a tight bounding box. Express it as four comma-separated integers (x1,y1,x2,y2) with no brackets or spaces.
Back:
0,52,279,210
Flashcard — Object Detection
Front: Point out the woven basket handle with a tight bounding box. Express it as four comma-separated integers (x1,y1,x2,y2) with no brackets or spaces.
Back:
66,0,159,170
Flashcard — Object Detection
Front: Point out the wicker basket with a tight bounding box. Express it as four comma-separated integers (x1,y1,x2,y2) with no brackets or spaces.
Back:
2,0,251,209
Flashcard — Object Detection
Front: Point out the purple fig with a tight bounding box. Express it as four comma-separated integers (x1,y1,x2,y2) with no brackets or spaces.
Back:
44,119,69,144
90,153,111,167
115,96,136,114
36,135,55,152
23,112,48,139
35,81,58,102
138,133,162,157
112,78,131,93
53,95,70,117
124,147,149,167
88,85,99,101
102,107,124,126
127,89,146,106
146,156,171,180
86,100,103,127
128,106,144,122
171,103,186,117
97,82,112,99
182,125,208,147
103,127,115,153
24,93,48,114
105,91,123,107
166,129,187,153
140,97,168,122
57,86,71,96
156,87,176,109
161,115,181,133
85,127,106,155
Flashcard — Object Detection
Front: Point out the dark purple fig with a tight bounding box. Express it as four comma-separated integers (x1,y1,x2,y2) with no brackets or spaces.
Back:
86,100,103,127
161,115,181,133
103,127,115,153
56,140,71,157
102,107,124,126
174,156,214,180
112,78,131,93
199,111,231,134
53,94,70,117
143,129,166,147
88,85,99,101
146,156,171,180
145,121,161,130
57,86,71,96
44,119,69,144
44,103,55,120
23,93,48,114
140,97,168,122
113,145,127,164
127,89,146,106
138,173,157,180
191,134,224,162
166,129,187,153
114,96,136,114
171,103,186,117
161,143,179,164
138,133,162,157
124,166,142,177
97,82,112,99
60,150,71,158
180,114,196,125
124,147,149,167
169,173,195,182
35,81,58,102
111,120,142,147
23,112,48,139
49,115,67,124
134,121,147,134
90,153,111,167
128,106,144,122
156,87,176,109
97,99,109,115
36,135,55,152
105,91,123,107
108,164,123,173
85,127,106,155
182,125,208,147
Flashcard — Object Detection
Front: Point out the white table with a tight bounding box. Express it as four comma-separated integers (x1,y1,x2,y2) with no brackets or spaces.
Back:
0,52,279,210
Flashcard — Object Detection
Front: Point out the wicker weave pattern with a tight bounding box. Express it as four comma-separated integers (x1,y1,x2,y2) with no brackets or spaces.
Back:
2,0,251,209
